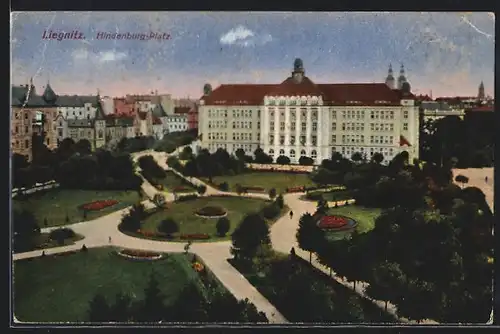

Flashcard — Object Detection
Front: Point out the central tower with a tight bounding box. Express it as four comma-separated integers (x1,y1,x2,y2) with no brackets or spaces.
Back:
292,58,305,83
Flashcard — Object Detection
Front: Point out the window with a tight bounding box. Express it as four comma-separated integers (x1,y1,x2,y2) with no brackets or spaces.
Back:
269,135,274,145
279,149,285,155
25,126,28,133
280,122,285,131
300,150,306,156
98,130,104,139
25,139,29,148
291,122,296,131
300,136,306,145
290,149,296,158
290,136,296,145
280,136,285,145
46,138,50,145
301,122,306,132
270,122,275,131
403,111,408,119
257,122,260,129
403,123,408,131
332,122,336,131
312,122,317,131
331,135,336,144
269,149,274,155
58,129,63,137
24,112,28,119
311,150,317,159
14,126,18,133
312,135,317,146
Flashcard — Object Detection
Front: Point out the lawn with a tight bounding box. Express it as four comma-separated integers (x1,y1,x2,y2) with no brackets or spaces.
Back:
13,189,143,227
139,196,281,241
303,190,354,202
324,205,382,241
158,171,197,193
208,172,316,194
13,247,206,322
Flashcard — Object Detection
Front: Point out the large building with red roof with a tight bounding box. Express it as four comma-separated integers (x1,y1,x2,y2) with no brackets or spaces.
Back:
198,59,419,164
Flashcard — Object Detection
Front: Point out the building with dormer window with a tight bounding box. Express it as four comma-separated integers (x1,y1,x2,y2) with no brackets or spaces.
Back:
198,59,419,165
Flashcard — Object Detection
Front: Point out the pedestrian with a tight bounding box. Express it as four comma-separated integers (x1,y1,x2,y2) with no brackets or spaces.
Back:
108,236,112,243
485,176,488,183
289,211,294,219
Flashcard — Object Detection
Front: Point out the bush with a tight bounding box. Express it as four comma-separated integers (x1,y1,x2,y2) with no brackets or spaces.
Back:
299,156,314,166
158,218,179,237
49,228,76,244
81,244,88,252
196,206,227,217
176,194,199,202
276,155,291,165
261,203,281,220
216,217,231,236
197,184,207,195
275,194,284,209
219,182,229,191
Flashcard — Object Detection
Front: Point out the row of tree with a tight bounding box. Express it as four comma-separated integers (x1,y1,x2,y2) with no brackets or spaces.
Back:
296,160,493,323
88,271,268,322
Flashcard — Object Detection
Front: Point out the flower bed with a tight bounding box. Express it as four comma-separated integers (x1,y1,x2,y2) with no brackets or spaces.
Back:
244,186,266,192
79,199,119,211
317,215,357,231
174,186,189,192
136,229,168,238
180,233,210,240
192,261,205,272
195,206,227,218
286,186,305,193
117,249,163,260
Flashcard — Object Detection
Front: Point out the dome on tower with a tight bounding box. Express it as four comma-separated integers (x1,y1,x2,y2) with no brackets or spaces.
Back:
203,83,212,96
42,83,57,104
294,58,304,71
401,81,411,94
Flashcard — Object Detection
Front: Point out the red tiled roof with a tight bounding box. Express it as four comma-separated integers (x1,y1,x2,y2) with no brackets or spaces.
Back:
466,106,494,112
114,98,135,116
201,78,404,106
400,135,411,147
174,107,191,114
153,116,162,125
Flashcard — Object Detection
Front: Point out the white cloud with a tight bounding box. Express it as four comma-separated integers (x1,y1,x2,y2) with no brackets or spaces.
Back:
72,49,127,63
219,25,272,47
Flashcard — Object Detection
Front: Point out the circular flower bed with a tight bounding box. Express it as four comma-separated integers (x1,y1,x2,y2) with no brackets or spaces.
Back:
80,199,118,211
318,215,357,231
195,206,227,218
117,249,163,261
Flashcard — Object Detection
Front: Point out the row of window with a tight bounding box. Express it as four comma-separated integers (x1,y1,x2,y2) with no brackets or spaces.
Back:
370,122,395,132
207,132,227,141
341,134,365,144
208,120,228,129
370,135,394,144
232,132,253,141
208,109,261,118
232,121,254,129
268,148,318,159
269,108,318,120
12,139,31,150
340,122,365,132
269,135,318,146
233,143,254,153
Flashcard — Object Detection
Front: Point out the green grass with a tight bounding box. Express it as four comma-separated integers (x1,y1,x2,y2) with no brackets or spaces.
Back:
139,196,281,241
13,189,143,227
158,171,197,193
208,172,315,194
324,205,382,241
13,247,205,322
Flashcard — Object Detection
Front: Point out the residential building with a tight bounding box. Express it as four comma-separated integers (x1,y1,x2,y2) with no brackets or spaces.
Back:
11,79,59,160
420,101,465,122
152,104,168,138
135,111,154,136
166,107,190,133
198,59,419,165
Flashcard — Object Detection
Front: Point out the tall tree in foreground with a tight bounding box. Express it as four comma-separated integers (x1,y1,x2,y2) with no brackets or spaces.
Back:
231,213,270,261
296,213,324,263
137,272,166,322
88,293,111,322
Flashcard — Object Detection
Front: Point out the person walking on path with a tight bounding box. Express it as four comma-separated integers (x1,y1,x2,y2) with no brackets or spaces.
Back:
108,236,112,243
289,211,294,219
485,176,488,183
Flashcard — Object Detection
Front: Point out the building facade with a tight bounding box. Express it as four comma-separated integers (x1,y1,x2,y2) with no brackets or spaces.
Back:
166,107,190,133
198,59,419,165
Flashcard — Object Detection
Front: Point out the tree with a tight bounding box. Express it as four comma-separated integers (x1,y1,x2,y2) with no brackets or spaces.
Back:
197,184,207,195
316,197,329,215
109,292,133,322
275,194,285,209
299,156,314,166
158,218,179,238
276,155,291,165
138,272,166,322
365,261,406,312
253,147,273,164
88,293,111,322
351,152,363,164
268,188,277,200
455,174,469,188
371,152,384,165
216,217,230,236
231,213,270,261
75,139,92,155
234,148,246,160
296,213,324,263
179,146,193,160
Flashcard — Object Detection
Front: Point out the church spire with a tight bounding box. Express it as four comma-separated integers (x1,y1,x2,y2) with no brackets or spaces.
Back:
478,81,485,101
397,63,407,89
385,63,395,89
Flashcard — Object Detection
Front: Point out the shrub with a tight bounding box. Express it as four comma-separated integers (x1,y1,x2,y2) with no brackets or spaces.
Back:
275,194,285,209
216,217,231,236
49,228,76,245
197,184,207,195
276,155,291,165
176,194,198,202
81,244,88,252
196,206,227,217
158,218,179,237
219,182,229,192
261,203,281,220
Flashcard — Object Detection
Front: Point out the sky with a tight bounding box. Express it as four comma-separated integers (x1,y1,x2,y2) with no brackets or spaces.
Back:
11,12,495,99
